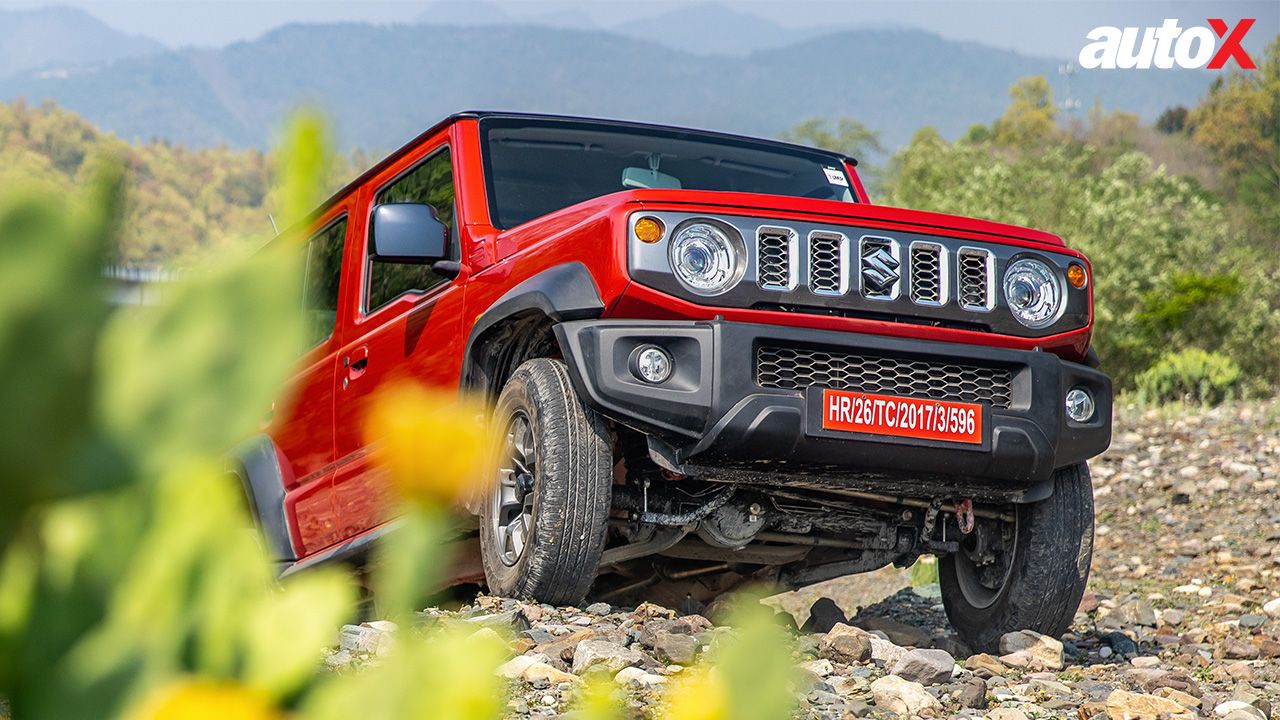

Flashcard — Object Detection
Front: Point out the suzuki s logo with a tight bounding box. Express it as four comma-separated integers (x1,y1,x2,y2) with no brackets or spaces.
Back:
1079,19,1256,69
861,246,900,294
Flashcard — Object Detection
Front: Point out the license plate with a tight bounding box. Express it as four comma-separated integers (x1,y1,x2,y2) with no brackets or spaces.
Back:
820,389,983,445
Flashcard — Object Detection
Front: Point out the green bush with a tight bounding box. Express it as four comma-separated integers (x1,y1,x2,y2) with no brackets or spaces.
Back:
1134,349,1244,405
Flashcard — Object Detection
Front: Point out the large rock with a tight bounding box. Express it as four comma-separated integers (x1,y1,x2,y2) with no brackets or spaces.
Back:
571,639,645,675
1104,689,1197,720
953,677,987,709
534,629,596,668
819,623,873,663
522,662,579,686
998,629,1064,670
869,675,942,716
890,648,955,685
1214,701,1267,720
496,653,547,679
963,653,1006,677
614,666,667,689
652,631,698,665
1263,597,1280,619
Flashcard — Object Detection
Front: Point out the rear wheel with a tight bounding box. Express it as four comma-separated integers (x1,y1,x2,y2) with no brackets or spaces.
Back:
479,358,613,605
940,462,1094,652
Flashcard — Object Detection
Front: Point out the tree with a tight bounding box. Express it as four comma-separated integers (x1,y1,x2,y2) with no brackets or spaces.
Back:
1155,106,1188,134
778,117,884,161
1189,35,1280,195
992,76,1059,148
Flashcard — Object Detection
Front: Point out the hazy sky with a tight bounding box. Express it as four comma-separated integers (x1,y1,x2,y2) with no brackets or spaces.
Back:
2,0,1276,58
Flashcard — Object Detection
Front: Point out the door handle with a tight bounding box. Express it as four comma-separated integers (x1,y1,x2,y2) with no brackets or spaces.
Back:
343,345,370,388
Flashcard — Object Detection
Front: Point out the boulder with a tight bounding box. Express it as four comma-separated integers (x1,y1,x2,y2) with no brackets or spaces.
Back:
652,631,699,665
890,648,955,685
869,675,942,716
819,623,873,663
571,639,645,675
1104,689,1196,720
522,662,579,686
998,630,1064,670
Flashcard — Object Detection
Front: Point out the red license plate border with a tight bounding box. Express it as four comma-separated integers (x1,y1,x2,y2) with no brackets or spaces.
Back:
803,388,991,450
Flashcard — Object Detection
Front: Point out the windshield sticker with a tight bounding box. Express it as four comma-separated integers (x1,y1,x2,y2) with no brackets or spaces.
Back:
824,167,849,187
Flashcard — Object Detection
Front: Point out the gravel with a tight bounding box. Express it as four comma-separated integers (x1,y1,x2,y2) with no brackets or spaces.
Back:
324,400,1279,718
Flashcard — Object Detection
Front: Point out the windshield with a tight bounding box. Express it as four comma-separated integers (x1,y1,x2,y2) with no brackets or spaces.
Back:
480,117,857,229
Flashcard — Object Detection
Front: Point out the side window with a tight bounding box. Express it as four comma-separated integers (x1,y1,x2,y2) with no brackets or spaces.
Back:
303,216,347,347
367,147,456,313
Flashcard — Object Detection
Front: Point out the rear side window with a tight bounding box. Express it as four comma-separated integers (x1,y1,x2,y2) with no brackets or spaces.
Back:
303,216,347,347
367,147,456,313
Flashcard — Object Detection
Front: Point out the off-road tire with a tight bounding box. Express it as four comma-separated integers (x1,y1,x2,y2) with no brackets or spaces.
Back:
940,462,1094,652
480,358,613,605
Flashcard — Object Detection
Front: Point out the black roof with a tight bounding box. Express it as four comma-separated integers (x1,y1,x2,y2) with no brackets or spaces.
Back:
309,111,856,227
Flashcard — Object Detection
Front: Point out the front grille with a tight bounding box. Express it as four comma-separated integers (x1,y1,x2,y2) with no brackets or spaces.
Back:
757,227,796,291
958,248,992,310
809,231,846,295
756,346,1014,408
909,243,943,305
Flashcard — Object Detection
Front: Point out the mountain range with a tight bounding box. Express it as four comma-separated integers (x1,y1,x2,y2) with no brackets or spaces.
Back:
0,6,163,80
0,5,1215,153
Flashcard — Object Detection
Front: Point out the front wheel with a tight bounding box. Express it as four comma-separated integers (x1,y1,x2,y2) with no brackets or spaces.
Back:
479,358,613,605
940,462,1094,652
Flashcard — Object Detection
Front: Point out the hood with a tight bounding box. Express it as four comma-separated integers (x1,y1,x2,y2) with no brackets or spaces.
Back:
619,189,1065,248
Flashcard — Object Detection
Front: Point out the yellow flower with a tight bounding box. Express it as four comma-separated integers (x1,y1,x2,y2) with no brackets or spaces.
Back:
662,668,728,720
131,679,280,720
363,382,497,508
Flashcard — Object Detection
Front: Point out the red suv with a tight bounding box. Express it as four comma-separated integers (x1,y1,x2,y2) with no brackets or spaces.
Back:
238,112,1111,650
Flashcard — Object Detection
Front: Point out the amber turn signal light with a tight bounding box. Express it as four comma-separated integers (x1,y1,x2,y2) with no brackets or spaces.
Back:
1067,262,1087,289
634,216,665,244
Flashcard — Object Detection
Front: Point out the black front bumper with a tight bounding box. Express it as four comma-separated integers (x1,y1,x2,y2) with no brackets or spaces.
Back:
554,319,1111,500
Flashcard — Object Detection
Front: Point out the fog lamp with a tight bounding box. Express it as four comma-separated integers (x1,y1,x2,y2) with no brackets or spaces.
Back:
632,345,673,384
1066,387,1095,423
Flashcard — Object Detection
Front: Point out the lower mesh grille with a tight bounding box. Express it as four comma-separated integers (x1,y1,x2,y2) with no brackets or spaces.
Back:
756,346,1014,408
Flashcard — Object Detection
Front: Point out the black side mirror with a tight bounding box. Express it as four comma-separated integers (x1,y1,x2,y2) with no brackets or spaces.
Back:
370,203,448,264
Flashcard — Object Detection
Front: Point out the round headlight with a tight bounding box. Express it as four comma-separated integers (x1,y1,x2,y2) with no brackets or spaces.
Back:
667,221,745,296
1003,258,1064,329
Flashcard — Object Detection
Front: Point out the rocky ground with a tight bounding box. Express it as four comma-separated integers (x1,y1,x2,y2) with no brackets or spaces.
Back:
328,400,1280,719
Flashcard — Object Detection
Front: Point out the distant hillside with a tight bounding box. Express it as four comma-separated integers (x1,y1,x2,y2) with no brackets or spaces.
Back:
0,7,163,79
609,2,824,56
0,20,1213,151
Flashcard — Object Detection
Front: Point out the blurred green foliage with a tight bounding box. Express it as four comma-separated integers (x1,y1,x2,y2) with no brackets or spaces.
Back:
0,109,801,720
1135,349,1244,406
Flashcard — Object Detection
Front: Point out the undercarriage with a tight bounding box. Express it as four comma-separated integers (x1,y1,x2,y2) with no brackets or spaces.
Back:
591,427,1018,609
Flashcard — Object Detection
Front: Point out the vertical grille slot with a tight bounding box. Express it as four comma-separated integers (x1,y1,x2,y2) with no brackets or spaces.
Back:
808,231,848,295
757,226,798,291
958,248,993,311
859,236,900,300
909,242,945,305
